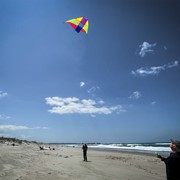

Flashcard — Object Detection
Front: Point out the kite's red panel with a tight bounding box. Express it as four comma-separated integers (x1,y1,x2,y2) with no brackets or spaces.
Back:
80,29,86,33
67,22,77,30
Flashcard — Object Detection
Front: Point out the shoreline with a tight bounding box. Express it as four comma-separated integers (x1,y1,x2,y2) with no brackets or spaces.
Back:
61,144,170,157
49,141,170,157
0,142,166,180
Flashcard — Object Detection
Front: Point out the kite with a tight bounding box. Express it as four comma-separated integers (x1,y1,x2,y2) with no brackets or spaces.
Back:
65,17,88,34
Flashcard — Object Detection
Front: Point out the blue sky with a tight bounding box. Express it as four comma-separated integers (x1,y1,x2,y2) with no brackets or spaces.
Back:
0,0,180,143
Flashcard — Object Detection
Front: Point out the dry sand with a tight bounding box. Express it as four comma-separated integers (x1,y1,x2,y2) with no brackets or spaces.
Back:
0,143,166,180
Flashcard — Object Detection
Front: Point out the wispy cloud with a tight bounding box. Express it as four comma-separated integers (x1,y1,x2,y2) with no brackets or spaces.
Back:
0,114,11,120
0,133,11,137
164,46,167,50
138,42,157,57
0,91,8,98
20,134,32,139
0,125,48,131
129,91,142,99
80,81,85,87
87,86,100,96
45,97,125,115
132,61,178,76
151,101,156,105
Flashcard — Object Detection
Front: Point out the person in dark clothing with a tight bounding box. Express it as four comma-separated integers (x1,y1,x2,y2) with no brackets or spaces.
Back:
157,139,180,180
82,144,88,161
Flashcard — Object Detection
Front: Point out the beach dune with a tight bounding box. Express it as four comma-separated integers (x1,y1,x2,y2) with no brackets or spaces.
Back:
0,143,166,180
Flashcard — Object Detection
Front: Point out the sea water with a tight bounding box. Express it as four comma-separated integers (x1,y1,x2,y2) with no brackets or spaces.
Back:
66,142,170,156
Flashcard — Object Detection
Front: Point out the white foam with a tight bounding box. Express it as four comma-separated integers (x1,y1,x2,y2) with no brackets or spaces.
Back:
89,144,170,152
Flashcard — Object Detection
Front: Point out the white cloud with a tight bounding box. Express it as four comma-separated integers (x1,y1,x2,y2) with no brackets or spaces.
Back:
166,60,178,68
0,91,8,98
0,125,48,131
132,61,178,76
45,97,125,115
98,100,105,105
80,81,85,87
129,91,142,99
138,42,157,57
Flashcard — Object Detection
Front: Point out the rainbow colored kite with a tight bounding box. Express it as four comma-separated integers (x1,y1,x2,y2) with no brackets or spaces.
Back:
65,17,89,34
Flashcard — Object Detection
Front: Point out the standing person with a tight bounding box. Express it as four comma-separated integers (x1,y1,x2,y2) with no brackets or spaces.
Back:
82,144,88,161
157,139,180,180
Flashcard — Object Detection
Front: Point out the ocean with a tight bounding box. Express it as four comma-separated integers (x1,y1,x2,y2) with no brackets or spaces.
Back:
65,142,171,156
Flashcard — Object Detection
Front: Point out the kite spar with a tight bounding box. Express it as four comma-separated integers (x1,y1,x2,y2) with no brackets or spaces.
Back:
65,17,89,34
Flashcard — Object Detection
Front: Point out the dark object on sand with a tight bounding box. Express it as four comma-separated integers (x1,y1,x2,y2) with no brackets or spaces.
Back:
82,144,88,161
39,146,51,150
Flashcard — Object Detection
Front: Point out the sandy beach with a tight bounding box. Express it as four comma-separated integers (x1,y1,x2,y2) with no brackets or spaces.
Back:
0,142,166,180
